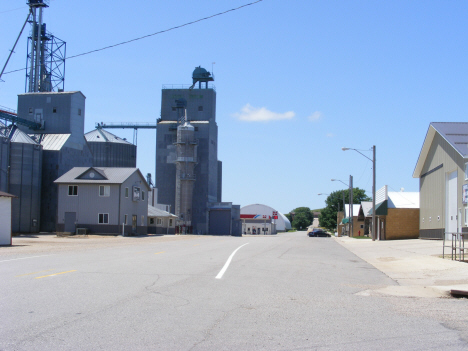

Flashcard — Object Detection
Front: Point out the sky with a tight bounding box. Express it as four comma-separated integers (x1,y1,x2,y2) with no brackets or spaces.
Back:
1,0,467,215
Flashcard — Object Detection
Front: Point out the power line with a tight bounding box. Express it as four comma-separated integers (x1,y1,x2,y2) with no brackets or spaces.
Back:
2,0,264,76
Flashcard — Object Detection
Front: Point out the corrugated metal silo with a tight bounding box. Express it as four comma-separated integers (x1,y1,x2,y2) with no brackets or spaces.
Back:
6,126,43,233
85,129,136,167
0,122,11,192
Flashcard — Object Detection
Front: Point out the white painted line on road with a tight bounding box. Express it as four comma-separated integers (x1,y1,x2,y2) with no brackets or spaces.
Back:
216,243,249,279
0,255,55,263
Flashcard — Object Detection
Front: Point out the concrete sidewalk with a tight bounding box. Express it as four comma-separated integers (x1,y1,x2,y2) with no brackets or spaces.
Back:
335,237,468,298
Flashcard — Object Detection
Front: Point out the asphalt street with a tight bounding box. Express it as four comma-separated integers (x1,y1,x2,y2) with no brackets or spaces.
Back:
1,232,467,350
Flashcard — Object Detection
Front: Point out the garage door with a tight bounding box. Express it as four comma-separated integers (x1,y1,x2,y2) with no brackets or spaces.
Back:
209,210,231,235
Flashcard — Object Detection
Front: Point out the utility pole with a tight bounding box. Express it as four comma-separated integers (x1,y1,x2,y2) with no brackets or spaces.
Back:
349,175,353,237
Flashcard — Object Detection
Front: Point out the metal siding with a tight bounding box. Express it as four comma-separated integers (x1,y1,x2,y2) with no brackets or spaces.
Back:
88,142,137,167
8,142,42,233
0,137,10,192
419,133,463,232
209,210,231,235
0,198,12,245
119,174,148,227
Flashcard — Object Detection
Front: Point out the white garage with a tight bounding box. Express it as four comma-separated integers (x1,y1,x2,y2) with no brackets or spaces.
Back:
0,191,15,246
240,204,292,234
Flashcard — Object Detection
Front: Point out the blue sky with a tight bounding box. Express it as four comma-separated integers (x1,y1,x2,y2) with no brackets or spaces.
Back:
1,0,467,215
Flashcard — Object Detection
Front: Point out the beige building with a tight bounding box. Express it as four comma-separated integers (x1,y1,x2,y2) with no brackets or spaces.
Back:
413,123,468,239
369,186,419,240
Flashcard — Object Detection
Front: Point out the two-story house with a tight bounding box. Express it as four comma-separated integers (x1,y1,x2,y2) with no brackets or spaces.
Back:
54,167,150,235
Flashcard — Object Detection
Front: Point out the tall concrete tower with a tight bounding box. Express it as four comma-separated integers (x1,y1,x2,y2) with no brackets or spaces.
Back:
156,67,222,234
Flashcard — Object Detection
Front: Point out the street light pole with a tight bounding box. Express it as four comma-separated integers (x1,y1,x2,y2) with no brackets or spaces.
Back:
372,145,376,241
331,178,352,236
342,146,376,241
349,175,353,237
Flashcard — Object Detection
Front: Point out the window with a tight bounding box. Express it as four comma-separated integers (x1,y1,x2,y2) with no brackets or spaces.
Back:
142,191,145,201
98,213,109,224
198,106,203,111
53,107,57,113
124,214,128,225
99,185,110,197
465,208,468,226
125,187,129,198
68,185,78,196
172,107,177,111
149,218,154,225
78,108,82,116
29,107,33,114
141,215,145,226
465,163,468,180
157,218,162,225
169,219,173,227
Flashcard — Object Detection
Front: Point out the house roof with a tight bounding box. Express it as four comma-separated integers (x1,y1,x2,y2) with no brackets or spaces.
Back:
388,192,419,208
85,129,133,145
413,122,468,178
148,205,177,218
344,204,361,217
360,201,373,217
54,167,150,189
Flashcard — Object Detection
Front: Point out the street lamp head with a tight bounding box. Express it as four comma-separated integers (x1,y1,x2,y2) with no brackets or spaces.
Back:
342,147,350,151
331,179,336,181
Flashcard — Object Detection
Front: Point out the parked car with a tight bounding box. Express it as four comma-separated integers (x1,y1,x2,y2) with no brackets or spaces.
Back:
307,228,331,237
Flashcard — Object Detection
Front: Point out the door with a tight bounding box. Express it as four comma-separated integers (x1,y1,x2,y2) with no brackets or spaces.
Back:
446,170,458,239
64,212,76,233
132,215,137,234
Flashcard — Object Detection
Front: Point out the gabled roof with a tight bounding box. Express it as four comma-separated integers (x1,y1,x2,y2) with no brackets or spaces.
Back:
360,201,373,217
148,205,177,218
413,122,468,178
54,167,150,189
85,129,133,145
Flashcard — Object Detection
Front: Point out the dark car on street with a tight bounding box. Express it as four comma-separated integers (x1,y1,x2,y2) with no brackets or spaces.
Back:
307,229,331,237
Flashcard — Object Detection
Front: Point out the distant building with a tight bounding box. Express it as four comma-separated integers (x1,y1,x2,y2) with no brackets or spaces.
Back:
413,122,468,239
156,67,240,235
54,167,150,235
148,205,177,235
240,204,291,234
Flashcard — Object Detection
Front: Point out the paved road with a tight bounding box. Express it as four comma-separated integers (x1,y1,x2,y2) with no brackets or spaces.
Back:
1,232,467,350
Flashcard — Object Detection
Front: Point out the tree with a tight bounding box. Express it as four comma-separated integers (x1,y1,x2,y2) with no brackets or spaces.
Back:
319,188,370,231
289,206,314,230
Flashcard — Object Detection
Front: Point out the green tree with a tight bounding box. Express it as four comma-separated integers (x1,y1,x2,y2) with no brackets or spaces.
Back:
290,206,314,230
319,188,370,231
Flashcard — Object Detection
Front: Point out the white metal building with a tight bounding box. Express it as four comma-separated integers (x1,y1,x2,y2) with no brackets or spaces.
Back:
240,204,291,234
0,191,16,245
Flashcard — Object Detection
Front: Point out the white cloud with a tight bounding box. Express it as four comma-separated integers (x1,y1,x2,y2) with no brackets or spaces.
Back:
308,111,322,122
326,133,335,138
232,104,295,122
